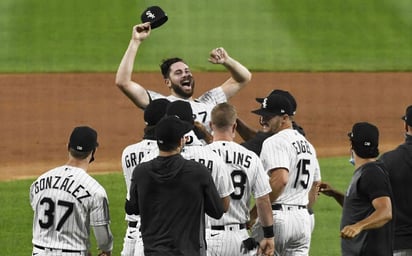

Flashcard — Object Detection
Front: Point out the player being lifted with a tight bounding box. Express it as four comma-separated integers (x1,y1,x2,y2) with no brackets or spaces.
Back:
115,22,252,133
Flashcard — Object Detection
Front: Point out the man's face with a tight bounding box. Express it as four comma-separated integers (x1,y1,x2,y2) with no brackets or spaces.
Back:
260,114,282,134
167,62,195,98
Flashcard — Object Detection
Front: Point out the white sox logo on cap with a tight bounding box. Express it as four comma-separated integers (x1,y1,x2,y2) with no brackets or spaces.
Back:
145,10,156,20
262,98,268,109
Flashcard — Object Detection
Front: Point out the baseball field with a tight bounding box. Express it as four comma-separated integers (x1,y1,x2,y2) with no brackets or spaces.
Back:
1,0,412,255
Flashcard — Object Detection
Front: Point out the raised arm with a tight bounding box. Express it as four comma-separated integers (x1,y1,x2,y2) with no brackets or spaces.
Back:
208,47,252,99
115,23,152,109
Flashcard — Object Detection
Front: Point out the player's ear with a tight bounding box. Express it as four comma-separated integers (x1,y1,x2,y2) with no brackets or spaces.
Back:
164,78,171,88
232,122,237,133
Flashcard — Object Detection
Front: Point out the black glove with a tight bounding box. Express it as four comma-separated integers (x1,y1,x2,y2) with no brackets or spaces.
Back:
240,237,259,253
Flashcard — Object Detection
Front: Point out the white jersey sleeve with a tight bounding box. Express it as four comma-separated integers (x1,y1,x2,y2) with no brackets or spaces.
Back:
30,165,110,251
260,129,318,206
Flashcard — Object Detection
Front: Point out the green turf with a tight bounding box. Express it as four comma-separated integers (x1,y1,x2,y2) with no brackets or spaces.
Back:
0,156,354,255
1,0,411,72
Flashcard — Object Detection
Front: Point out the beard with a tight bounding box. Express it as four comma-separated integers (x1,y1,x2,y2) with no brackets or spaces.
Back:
171,79,195,99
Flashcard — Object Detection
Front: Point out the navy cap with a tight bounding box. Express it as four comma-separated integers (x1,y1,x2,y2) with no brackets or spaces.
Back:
68,126,99,152
144,98,170,126
252,94,293,116
141,6,168,29
348,122,379,158
402,105,412,126
166,100,194,124
256,89,297,114
155,116,193,145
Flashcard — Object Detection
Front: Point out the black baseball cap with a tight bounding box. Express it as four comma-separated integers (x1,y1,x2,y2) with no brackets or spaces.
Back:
144,98,170,126
252,94,293,116
166,100,194,124
348,122,379,158
68,126,99,152
155,116,193,146
401,105,412,126
140,6,168,29
256,89,297,114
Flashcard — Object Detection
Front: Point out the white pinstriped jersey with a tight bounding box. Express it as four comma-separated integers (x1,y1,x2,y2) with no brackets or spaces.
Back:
30,165,110,251
148,87,227,133
205,141,272,225
142,130,234,199
260,129,320,206
121,139,157,222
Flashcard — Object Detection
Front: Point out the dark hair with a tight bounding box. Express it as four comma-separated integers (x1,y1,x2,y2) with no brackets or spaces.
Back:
69,148,92,160
160,57,185,78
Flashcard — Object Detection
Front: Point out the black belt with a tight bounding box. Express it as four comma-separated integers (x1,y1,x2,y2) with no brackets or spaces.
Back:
34,244,81,253
128,221,138,227
271,204,306,211
211,223,246,230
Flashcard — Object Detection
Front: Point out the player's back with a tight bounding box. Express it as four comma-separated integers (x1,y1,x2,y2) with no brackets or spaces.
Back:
121,139,157,193
30,165,109,251
181,142,234,199
206,141,271,224
261,129,319,206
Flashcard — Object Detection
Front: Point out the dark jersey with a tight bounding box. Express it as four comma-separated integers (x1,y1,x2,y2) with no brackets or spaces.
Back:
379,134,412,250
241,121,305,156
341,161,394,256
127,154,224,256
241,131,271,155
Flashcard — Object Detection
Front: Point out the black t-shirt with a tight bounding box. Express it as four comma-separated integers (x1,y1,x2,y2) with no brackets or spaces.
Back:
379,135,412,250
340,161,394,256
128,154,224,256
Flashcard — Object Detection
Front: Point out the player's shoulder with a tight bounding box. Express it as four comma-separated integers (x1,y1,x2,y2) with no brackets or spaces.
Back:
196,87,226,104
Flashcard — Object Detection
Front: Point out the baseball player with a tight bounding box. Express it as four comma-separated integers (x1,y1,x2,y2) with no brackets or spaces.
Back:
120,99,170,256
115,22,252,133
205,103,274,256
250,94,321,255
30,126,113,256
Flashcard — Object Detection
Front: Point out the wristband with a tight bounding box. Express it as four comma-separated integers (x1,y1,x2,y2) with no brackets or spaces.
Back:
262,225,274,238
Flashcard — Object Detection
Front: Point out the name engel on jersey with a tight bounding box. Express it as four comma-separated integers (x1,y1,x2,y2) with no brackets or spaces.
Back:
32,174,91,203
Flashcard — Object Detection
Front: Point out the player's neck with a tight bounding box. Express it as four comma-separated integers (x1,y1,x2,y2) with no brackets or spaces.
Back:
212,131,234,142
354,156,376,169
170,91,193,101
66,158,90,172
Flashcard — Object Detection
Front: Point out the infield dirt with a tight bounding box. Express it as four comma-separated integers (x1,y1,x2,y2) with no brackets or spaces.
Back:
1,72,411,180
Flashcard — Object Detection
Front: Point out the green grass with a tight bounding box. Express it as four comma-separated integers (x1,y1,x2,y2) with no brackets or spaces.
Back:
1,0,412,72
0,156,353,255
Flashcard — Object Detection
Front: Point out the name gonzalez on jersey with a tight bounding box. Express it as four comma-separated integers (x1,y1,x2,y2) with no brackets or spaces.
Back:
32,174,91,203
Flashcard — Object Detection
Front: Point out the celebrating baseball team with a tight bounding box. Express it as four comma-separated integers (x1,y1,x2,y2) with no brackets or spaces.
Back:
30,6,412,256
